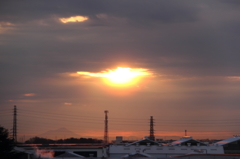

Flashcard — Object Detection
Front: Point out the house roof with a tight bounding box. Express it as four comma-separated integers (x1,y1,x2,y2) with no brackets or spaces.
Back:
126,138,161,146
171,136,206,146
215,136,240,146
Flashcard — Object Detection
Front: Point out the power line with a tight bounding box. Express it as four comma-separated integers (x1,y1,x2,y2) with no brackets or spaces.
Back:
17,112,240,126
18,109,148,121
17,108,240,122
17,111,240,124
14,112,240,129
7,108,240,139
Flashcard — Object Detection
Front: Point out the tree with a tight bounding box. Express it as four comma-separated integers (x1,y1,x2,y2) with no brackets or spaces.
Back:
25,136,54,144
0,126,14,158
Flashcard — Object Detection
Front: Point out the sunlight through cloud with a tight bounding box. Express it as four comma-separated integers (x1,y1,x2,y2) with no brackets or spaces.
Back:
77,67,151,86
59,16,88,23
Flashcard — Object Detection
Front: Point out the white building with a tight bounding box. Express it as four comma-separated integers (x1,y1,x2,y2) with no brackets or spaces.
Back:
215,135,240,154
109,136,224,158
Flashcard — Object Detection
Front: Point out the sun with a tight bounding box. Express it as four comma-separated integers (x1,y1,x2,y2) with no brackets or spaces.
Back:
105,67,140,84
102,67,151,86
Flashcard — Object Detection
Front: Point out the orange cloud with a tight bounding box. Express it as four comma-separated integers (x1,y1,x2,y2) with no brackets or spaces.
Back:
77,67,152,86
24,93,36,97
64,102,72,105
77,67,151,78
227,76,240,81
59,16,88,23
76,67,153,93
0,22,14,33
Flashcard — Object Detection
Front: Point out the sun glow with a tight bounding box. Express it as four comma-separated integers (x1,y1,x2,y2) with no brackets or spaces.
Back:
105,67,145,84
77,67,151,86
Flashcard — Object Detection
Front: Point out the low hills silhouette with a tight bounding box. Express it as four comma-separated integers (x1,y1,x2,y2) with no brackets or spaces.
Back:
37,127,80,140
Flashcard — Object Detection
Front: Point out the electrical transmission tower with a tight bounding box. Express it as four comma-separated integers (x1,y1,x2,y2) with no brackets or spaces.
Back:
104,110,109,144
149,116,155,141
13,105,17,143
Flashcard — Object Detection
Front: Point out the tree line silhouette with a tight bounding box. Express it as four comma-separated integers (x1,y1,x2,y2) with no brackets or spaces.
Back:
25,136,103,144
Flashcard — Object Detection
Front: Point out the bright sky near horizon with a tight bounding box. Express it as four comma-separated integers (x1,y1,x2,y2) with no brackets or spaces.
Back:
1,0,240,141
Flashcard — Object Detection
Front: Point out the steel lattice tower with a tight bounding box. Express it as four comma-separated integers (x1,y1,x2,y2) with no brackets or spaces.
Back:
104,110,109,144
13,105,17,143
149,116,155,141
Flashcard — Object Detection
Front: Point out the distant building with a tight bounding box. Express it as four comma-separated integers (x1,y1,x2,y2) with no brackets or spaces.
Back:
112,136,137,144
156,139,163,143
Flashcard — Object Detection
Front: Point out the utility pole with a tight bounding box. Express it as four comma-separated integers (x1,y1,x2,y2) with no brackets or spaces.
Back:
13,105,17,143
149,116,155,141
104,110,109,144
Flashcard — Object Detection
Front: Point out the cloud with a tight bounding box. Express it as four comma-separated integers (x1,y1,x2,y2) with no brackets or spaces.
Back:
77,67,151,78
227,76,240,81
24,93,36,97
76,67,153,85
0,22,14,34
59,16,88,23
64,102,72,105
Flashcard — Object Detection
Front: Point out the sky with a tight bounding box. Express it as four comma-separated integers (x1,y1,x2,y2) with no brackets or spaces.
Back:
1,0,240,141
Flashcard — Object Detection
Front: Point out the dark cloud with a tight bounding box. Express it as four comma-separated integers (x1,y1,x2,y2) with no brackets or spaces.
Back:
0,0,199,24
220,0,240,5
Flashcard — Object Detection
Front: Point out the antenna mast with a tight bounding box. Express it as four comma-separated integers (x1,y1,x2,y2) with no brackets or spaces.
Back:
149,116,155,141
104,110,109,144
13,105,17,143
